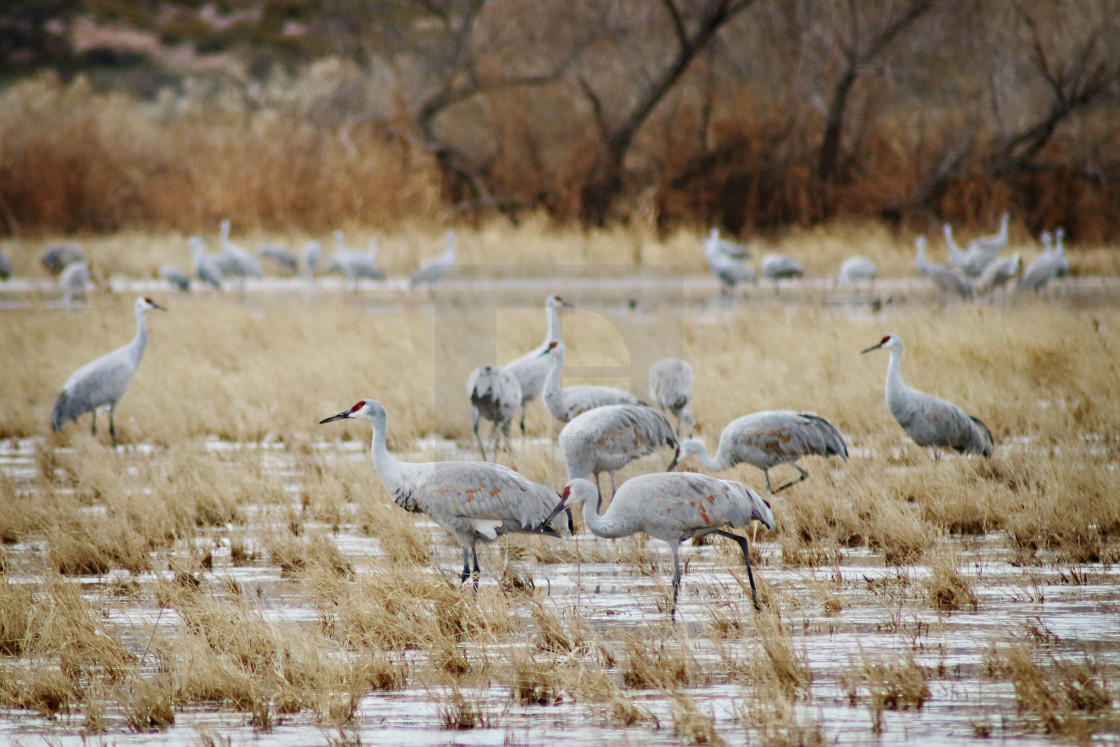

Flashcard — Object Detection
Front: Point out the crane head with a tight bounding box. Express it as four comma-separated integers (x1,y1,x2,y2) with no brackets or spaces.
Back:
547,294,574,310
139,297,168,312
320,399,373,424
537,340,561,358
861,334,900,354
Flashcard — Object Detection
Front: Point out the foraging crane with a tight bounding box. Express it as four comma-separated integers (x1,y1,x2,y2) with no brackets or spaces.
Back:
410,230,457,287
861,334,993,459
916,236,973,300
257,245,299,275
539,341,643,423
762,254,805,282
559,404,680,503
41,244,85,275
1017,231,1064,292
542,475,774,613
837,256,878,287
325,231,385,286
648,357,695,437
500,294,574,432
975,253,1021,296
678,410,848,493
52,297,167,446
303,241,323,278
218,220,264,279
320,399,572,586
59,261,90,305
467,365,523,461
703,229,757,295
190,236,224,290
160,266,190,292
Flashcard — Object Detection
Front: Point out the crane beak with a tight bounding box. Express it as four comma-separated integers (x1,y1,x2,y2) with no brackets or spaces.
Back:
860,342,883,354
319,410,351,424
539,498,567,529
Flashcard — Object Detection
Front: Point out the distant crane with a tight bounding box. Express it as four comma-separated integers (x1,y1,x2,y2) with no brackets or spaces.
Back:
916,236,973,300
190,236,224,290
52,297,167,446
679,410,848,493
466,365,523,461
862,334,993,459
837,256,878,288
325,231,385,287
411,230,457,287
539,341,643,423
303,241,323,278
160,266,191,292
257,245,299,275
1017,231,1065,292
967,211,1011,255
218,220,264,279
703,229,757,296
942,225,996,278
320,399,572,586
500,294,574,432
542,474,774,613
0,251,12,279
761,254,806,294
41,245,85,275
975,253,1021,296
648,357,695,437
559,404,679,503
59,261,90,305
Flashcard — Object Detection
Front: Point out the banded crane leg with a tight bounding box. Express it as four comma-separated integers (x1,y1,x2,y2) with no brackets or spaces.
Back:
771,463,809,493
716,530,761,610
460,545,481,589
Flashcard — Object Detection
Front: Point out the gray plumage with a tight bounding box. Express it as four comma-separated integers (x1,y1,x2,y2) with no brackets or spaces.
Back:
543,474,774,613
648,357,695,436
703,230,758,295
539,341,643,423
59,261,90,305
762,254,806,281
303,241,323,277
218,220,264,278
838,256,878,286
410,230,457,287
559,404,680,501
325,231,386,284
190,236,224,290
679,410,849,493
1017,230,1067,292
257,245,299,274
320,399,571,585
42,244,85,275
501,294,573,432
916,235,973,300
467,365,523,461
942,224,999,278
0,251,11,280
52,297,166,445
975,253,1021,295
160,266,191,292
862,334,993,459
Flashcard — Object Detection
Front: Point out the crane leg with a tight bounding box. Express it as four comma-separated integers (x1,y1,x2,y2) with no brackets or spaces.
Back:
460,546,473,586
716,530,761,611
472,422,488,462
594,474,604,512
90,410,97,437
108,406,117,447
609,472,618,500
470,546,480,590
772,463,809,493
519,408,526,434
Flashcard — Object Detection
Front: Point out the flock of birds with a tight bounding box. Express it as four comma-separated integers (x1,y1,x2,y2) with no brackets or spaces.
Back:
40,219,1024,616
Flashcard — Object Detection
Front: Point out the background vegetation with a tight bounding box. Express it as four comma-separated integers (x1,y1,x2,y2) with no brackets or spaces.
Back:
3,0,1120,240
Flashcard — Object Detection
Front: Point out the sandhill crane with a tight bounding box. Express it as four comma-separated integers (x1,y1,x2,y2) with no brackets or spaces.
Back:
539,341,643,423
326,231,385,287
500,294,574,432
975,253,1021,296
916,236,973,300
52,297,167,446
160,266,190,292
703,229,757,295
679,410,848,494
837,256,878,287
303,241,323,278
466,365,523,461
1054,227,1069,277
42,244,85,275
218,220,264,279
257,245,299,275
967,211,1011,255
648,357,695,437
1017,231,1064,292
762,254,806,292
0,251,12,280
861,334,993,459
542,474,774,613
190,236,223,290
59,261,90,305
411,230,457,287
559,404,680,503
943,224,998,278
320,399,572,586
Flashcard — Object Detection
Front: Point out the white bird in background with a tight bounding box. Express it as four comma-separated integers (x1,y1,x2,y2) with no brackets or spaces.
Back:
837,256,878,287
52,297,167,446
942,224,998,278
761,254,806,294
966,210,1011,256
703,228,757,296
325,231,386,286
1017,231,1065,292
501,294,574,432
466,365,523,462
59,261,91,305
190,236,224,290
542,474,774,614
218,219,264,279
303,241,323,278
975,253,1021,296
678,410,848,493
916,235,973,300
559,404,679,502
257,244,299,275
539,341,643,423
160,266,191,292
41,244,85,275
648,357,695,437
320,399,572,586
410,230,457,287
862,334,993,459
1054,227,1069,277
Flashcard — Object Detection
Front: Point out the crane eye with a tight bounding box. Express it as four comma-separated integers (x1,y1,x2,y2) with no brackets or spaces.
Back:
351,400,366,412
880,335,891,344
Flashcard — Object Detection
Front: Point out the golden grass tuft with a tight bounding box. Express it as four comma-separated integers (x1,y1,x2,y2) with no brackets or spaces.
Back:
842,651,931,734
748,609,812,700
926,553,979,611
620,630,708,690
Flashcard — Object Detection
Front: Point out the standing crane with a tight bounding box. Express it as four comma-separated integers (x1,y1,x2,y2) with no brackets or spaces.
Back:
410,230,457,287
500,294,574,432
761,254,806,294
218,220,264,279
943,224,999,278
41,245,85,275
648,357,695,437
539,341,643,423
59,261,91,306
703,228,757,296
52,297,167,446
861,334,993,458
466,365,523,461
541,474,774,614
190,236,224,290
837,256,878,288
678,410,848,493
916,236,973,300
303,241,323,278
160,266,191,292
325,231,385,287
320,399,572,586
257,245,299,275
559,404,680,503
975,253,1021,296
1018,230,1068,292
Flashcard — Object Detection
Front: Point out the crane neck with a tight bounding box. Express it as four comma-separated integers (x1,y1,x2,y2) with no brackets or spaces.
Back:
544,306,563,347
692,442,727,472
579,494,624,539
366,410,406,491
884,344,906,401
128,305,150,367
